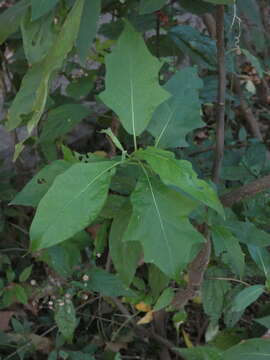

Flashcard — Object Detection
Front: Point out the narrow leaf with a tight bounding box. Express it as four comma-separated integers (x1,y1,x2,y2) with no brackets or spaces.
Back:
77,0,101,63
30,160,118,251
231,285,264,312
109,202,141,286
55,300,77,342
100,21,170,137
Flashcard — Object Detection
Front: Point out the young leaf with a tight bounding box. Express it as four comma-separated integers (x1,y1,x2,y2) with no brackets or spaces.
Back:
55,300,77,342
123,176,205,278
0,0,29,45
99,21,170,140
148,67,204,148
19,265,33,282
223,338,270,360
231,285,265,313
212,226,245,278
7,0,85,132
139,0,167,14
30,160,118,251
109,202,141,286
134,147,224,216
31,0,60,21
10,160,71,207
153,288,174,311
76,0,101,63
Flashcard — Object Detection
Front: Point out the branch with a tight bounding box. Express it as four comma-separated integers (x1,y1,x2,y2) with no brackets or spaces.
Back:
220,174,270,207
212,5,226,183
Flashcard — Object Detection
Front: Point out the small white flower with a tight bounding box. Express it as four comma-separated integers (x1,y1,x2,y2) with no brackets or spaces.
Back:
30,279,37,286
82,274,89,282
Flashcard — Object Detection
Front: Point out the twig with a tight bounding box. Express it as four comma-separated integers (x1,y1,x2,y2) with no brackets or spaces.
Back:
220,174,270,207
212,5,226,183
172,226,211,310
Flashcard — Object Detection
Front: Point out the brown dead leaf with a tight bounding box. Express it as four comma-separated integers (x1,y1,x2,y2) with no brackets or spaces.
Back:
135,302,152,313
0,311,14,331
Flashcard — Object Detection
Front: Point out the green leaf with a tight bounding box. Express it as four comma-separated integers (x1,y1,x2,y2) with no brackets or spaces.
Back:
227,221,270,247
31,0,60,21
212,226,245,278
10,160,71,207
39,104,91,143
0,0,29,45
7,0,85,132
123,176,205,278
30,160,118,251
13,284,28,305
169,25,217,70
135,147,224,216
153,287,174,311
21,9,56,64
139,0,167,14
203,0,234,4
254,315,270,329
202,267,231,324
248,245,270,277
99,21,170,140
231,285,265,312
176,346,223,360
148,264,169,300
19,265,33,282
223,338,270,360
55,299,77,342
179,0,214,14
76,0,101,63
109,202,141,286
74,268,134,297
148,67,204,148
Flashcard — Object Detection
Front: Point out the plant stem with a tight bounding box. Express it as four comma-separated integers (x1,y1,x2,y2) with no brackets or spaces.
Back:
212,5,226,184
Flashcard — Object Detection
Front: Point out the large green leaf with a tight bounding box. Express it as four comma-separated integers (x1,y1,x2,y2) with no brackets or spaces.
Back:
0,0,29,45
30,160,118,251
123,176,205,278
31,0,60,21
76,0,101,63
148,67,204,148
7,0,85,132
109,202,141,286
223,338,270,360
39,104,91,143
10,160,71,207
134,147,224,215
231,285,265,312
139,0,167,14
21,9,56,64
212,226,245,278
99,21,170,139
